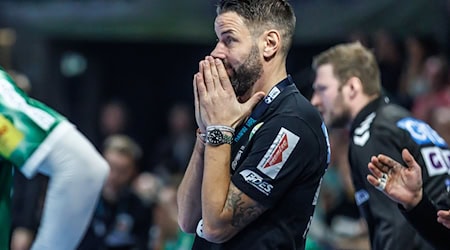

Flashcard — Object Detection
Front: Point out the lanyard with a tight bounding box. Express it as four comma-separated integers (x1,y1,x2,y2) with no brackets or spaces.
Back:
234,75,294,143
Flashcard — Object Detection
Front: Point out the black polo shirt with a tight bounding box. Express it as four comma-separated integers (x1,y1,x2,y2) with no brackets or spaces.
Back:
349,97,449,250
193,77,330,250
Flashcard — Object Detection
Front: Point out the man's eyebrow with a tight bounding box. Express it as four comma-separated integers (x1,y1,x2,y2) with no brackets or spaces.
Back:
312,84,326,90
220,29,235,37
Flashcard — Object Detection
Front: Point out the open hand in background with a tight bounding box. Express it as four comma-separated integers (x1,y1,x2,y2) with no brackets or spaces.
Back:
367,148,450,229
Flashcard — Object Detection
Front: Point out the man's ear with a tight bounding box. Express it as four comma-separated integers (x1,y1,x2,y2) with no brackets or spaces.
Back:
263,30,280,59
346,76,363,99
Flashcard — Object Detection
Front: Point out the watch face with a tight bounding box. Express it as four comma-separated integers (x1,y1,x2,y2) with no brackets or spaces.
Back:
207,129,224,145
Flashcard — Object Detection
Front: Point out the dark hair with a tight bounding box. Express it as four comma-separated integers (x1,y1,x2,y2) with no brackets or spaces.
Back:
216,0,296,55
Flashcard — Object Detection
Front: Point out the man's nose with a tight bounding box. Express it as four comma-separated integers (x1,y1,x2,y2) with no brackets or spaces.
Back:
311,93,321,107
210,42,226,59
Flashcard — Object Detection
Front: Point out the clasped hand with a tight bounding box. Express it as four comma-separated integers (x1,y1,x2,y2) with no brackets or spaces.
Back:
193,56,264,132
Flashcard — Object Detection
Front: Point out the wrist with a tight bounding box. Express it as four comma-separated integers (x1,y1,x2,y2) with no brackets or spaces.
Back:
196,128,206,144
206,125,235,135
402,188,423,211
205,125,234,146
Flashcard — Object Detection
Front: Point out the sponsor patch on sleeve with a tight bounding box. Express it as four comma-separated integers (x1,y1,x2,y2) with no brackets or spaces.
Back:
239,169,273,196
256,127,299,179
397,118,447,147
0,114,24,158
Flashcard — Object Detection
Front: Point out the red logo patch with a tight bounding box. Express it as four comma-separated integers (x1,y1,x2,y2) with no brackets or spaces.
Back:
264,134,288,168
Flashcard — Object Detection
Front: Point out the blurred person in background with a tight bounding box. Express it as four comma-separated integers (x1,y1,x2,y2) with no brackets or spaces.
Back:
398,33,440,109
151,103,195,180
97,99,131,148
0,67,109,250
311,41,449,249
411,55,450,144
78,134,151,250
151,176,194,250
372,29,405,107
308,129,369,250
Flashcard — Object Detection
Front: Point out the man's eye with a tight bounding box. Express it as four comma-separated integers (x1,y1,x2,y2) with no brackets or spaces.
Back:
224,37,234,45
315,86,327,93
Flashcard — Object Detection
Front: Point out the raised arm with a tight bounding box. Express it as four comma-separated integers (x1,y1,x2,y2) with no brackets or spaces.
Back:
193,57,266,243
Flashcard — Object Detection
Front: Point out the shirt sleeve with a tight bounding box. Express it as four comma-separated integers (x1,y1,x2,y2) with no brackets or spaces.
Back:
400,194,450,250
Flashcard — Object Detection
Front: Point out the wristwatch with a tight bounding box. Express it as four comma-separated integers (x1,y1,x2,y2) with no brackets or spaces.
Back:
206,129,233,146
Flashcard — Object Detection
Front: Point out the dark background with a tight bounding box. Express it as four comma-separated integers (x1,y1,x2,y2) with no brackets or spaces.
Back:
0,0,448,167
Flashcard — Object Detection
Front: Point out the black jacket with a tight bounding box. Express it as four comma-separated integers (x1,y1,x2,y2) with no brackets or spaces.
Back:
349,97,449,250
401,194,450,250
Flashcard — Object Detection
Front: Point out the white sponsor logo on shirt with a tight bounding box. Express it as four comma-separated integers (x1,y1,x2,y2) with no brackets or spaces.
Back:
239,169,273,196
257,127,299,179
421,147,450,177
0,78,55,130
353,112,376,147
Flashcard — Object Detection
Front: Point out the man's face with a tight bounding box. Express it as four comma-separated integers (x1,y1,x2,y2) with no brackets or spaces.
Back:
311,64,351,128
211,12,263,97
104,150,135,193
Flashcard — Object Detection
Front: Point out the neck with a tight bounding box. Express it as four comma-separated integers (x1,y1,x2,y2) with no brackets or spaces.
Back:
239,58,287,102
350,94,380,119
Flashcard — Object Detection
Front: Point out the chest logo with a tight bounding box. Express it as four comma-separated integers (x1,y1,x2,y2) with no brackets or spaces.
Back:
353,112,376,147
256,127,299,179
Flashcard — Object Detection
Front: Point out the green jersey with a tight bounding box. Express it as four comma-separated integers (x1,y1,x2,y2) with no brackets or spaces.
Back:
0,68,66,249
0,69,65,168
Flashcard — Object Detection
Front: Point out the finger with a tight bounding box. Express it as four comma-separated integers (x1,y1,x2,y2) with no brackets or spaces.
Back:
193,73,200,107
377,154,398,173
437,209,450,218
402,148,420,171
196,71,206,94
367,174,380,188
206,56,221,90
437,216,450,229
202,59,215,92
199,60,203,73
243,91,266,115
214,58,233,91
368,161,385,178
370,155,388,173
368,175,387,193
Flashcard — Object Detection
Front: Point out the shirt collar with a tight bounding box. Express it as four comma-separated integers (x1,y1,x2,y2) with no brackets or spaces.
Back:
350,96,389,134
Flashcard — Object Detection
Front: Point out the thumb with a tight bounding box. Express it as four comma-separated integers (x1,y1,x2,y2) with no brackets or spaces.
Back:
402,148,419,170
244,91,265,110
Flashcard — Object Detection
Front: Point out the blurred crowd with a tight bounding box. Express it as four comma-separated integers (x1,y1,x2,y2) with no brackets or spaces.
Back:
3,26,450,250
10,99,197,250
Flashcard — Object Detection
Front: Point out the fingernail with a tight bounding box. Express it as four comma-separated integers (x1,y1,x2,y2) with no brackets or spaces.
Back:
215,59,221,64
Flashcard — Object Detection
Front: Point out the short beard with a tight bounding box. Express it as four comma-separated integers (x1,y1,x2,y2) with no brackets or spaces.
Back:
329,109,352,129
226,44,263,97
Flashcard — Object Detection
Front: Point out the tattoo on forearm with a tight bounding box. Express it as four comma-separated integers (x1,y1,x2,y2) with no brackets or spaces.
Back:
226,185,265,228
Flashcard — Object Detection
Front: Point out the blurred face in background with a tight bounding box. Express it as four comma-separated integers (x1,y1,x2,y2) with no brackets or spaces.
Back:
102,150,136,202
311,64,352,128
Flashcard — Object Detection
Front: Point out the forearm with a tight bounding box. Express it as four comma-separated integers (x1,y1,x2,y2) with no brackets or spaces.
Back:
31,129,109,250
201,144,235,242
401,195,450,250
177,139,205,233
